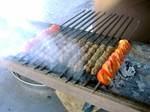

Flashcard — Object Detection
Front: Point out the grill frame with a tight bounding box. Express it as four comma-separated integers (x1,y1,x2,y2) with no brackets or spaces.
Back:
9,10,136,93
9,10,136,89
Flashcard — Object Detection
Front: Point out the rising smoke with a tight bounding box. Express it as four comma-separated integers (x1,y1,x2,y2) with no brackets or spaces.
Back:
5,26,86,83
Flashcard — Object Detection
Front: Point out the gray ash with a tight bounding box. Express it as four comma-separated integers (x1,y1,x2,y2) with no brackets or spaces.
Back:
119,60,136,78
111,55,150,105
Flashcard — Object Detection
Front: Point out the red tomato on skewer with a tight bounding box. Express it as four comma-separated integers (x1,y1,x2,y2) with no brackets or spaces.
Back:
23,24,60,52
115,48,124,59
97,68,112,85
102,62,113,78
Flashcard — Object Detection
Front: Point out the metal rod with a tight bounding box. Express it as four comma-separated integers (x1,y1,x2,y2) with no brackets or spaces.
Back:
76,13,116,40
93,82,101,92
112,17,129,38
83,78,90,86
111,16,132,46
94,16,130,50
63,12,106,39
61,12,100,37
78,14,118,44
98,15,121,37
36,11,95,49
92,14,117,33
99,15,124,45
60,13,110,42
94,15,120,45
71,12,100,29
62,10,92,29
67,11,96,29
62,11,94,35
61,10,86,26
117,17,134,39
63,13,116,47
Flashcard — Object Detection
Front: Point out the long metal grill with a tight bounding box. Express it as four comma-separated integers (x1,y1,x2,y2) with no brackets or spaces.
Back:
9,10,134,90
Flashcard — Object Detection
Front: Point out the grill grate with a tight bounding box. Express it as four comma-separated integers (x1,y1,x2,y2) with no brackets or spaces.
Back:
10,10,134,88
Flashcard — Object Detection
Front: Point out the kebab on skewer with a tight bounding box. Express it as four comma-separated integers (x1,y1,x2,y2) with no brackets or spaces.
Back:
83,38,110,73
67,41,93,67
58,33,97,64
91,41,116,75
73,42,100,71
97,39,131,85
24,24,60,52
67,35,103,68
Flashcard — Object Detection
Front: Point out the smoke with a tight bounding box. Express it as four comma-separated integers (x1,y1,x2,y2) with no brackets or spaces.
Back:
10,29,87,83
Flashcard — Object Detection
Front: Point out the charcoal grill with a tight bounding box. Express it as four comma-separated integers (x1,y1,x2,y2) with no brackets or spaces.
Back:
1,10,149,112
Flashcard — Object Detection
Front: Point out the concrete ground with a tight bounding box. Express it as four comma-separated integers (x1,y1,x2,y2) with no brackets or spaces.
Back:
0,67,67,112
0,0,92,112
